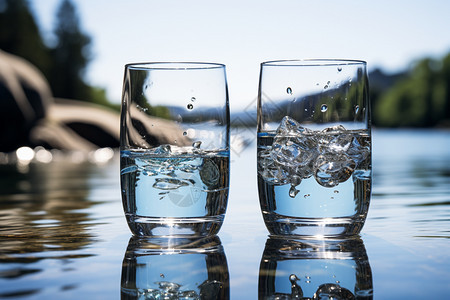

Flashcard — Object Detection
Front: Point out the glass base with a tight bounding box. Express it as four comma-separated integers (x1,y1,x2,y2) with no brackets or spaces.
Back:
125,214,224,237
262,213,366,238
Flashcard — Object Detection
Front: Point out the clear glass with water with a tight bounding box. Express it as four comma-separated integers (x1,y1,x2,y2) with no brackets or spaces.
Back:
120,62,229,237
257,60,371,237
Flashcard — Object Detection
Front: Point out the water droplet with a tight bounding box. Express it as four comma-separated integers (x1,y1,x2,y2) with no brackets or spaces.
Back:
321,104,328,112
355,105,360,114
191,97,196,102
324,84,329,89
160,273,165,278
291,175,302,186
183,131,187,136
289,185,299,198
327,81,330,85
286,87,292,95
187,103,194,110
337,66,342,72
192,141,202,149
289,274,298,282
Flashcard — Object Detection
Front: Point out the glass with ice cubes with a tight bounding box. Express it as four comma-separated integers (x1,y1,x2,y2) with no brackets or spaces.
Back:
120,62,230,237
257,59,371,237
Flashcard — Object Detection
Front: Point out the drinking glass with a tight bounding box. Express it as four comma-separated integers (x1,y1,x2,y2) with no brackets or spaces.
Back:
120,62,230,237
258,237,373,299
257,59,371,237
121,236,229,299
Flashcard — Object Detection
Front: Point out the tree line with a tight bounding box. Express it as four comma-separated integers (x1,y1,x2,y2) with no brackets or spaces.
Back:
370,54,450,128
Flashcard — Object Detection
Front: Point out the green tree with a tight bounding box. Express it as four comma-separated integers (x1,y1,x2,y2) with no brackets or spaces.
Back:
0,0,51,77
374,54,450,127
49,0,91,101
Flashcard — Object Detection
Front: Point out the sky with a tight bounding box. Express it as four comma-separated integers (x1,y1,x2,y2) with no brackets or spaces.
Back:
29,0,450,111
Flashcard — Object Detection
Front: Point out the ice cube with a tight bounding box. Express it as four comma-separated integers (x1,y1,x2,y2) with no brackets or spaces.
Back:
258,150,290,185
313,154,356,187
318,126,353,154
271,117,317,168
347,136,370,166
320,124,347,133
271,138,316,168
276,116,313,136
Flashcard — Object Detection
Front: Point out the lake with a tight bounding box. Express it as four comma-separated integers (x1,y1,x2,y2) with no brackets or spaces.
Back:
0,129,449,299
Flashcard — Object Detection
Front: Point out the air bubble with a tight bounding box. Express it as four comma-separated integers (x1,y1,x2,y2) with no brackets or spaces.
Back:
160,273,165,278
355,105,360,114
334,190,339,193
183,131,187,136
324,85,329,89
304,194,310,198
187,103,194,110
286,87,293,95
337,66,342,72
191,97,196,102
320,104,328,112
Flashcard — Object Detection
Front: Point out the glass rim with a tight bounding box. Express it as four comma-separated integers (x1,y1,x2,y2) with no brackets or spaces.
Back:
125,61,226,70
261,59,367,67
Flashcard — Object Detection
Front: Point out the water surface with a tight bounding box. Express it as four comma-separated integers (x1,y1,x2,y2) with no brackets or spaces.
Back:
0,129,449,299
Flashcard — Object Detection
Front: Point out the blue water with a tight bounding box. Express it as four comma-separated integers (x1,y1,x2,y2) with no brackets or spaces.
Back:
0,129,448,299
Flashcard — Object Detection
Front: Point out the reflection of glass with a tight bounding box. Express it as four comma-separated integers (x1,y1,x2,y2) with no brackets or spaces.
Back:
257,59,371,237
121,235,229,299
259,237,373,299
120,62,230,237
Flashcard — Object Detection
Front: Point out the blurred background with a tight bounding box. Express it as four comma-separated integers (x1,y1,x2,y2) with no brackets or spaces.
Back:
0,1,449,298
1,0,450,154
